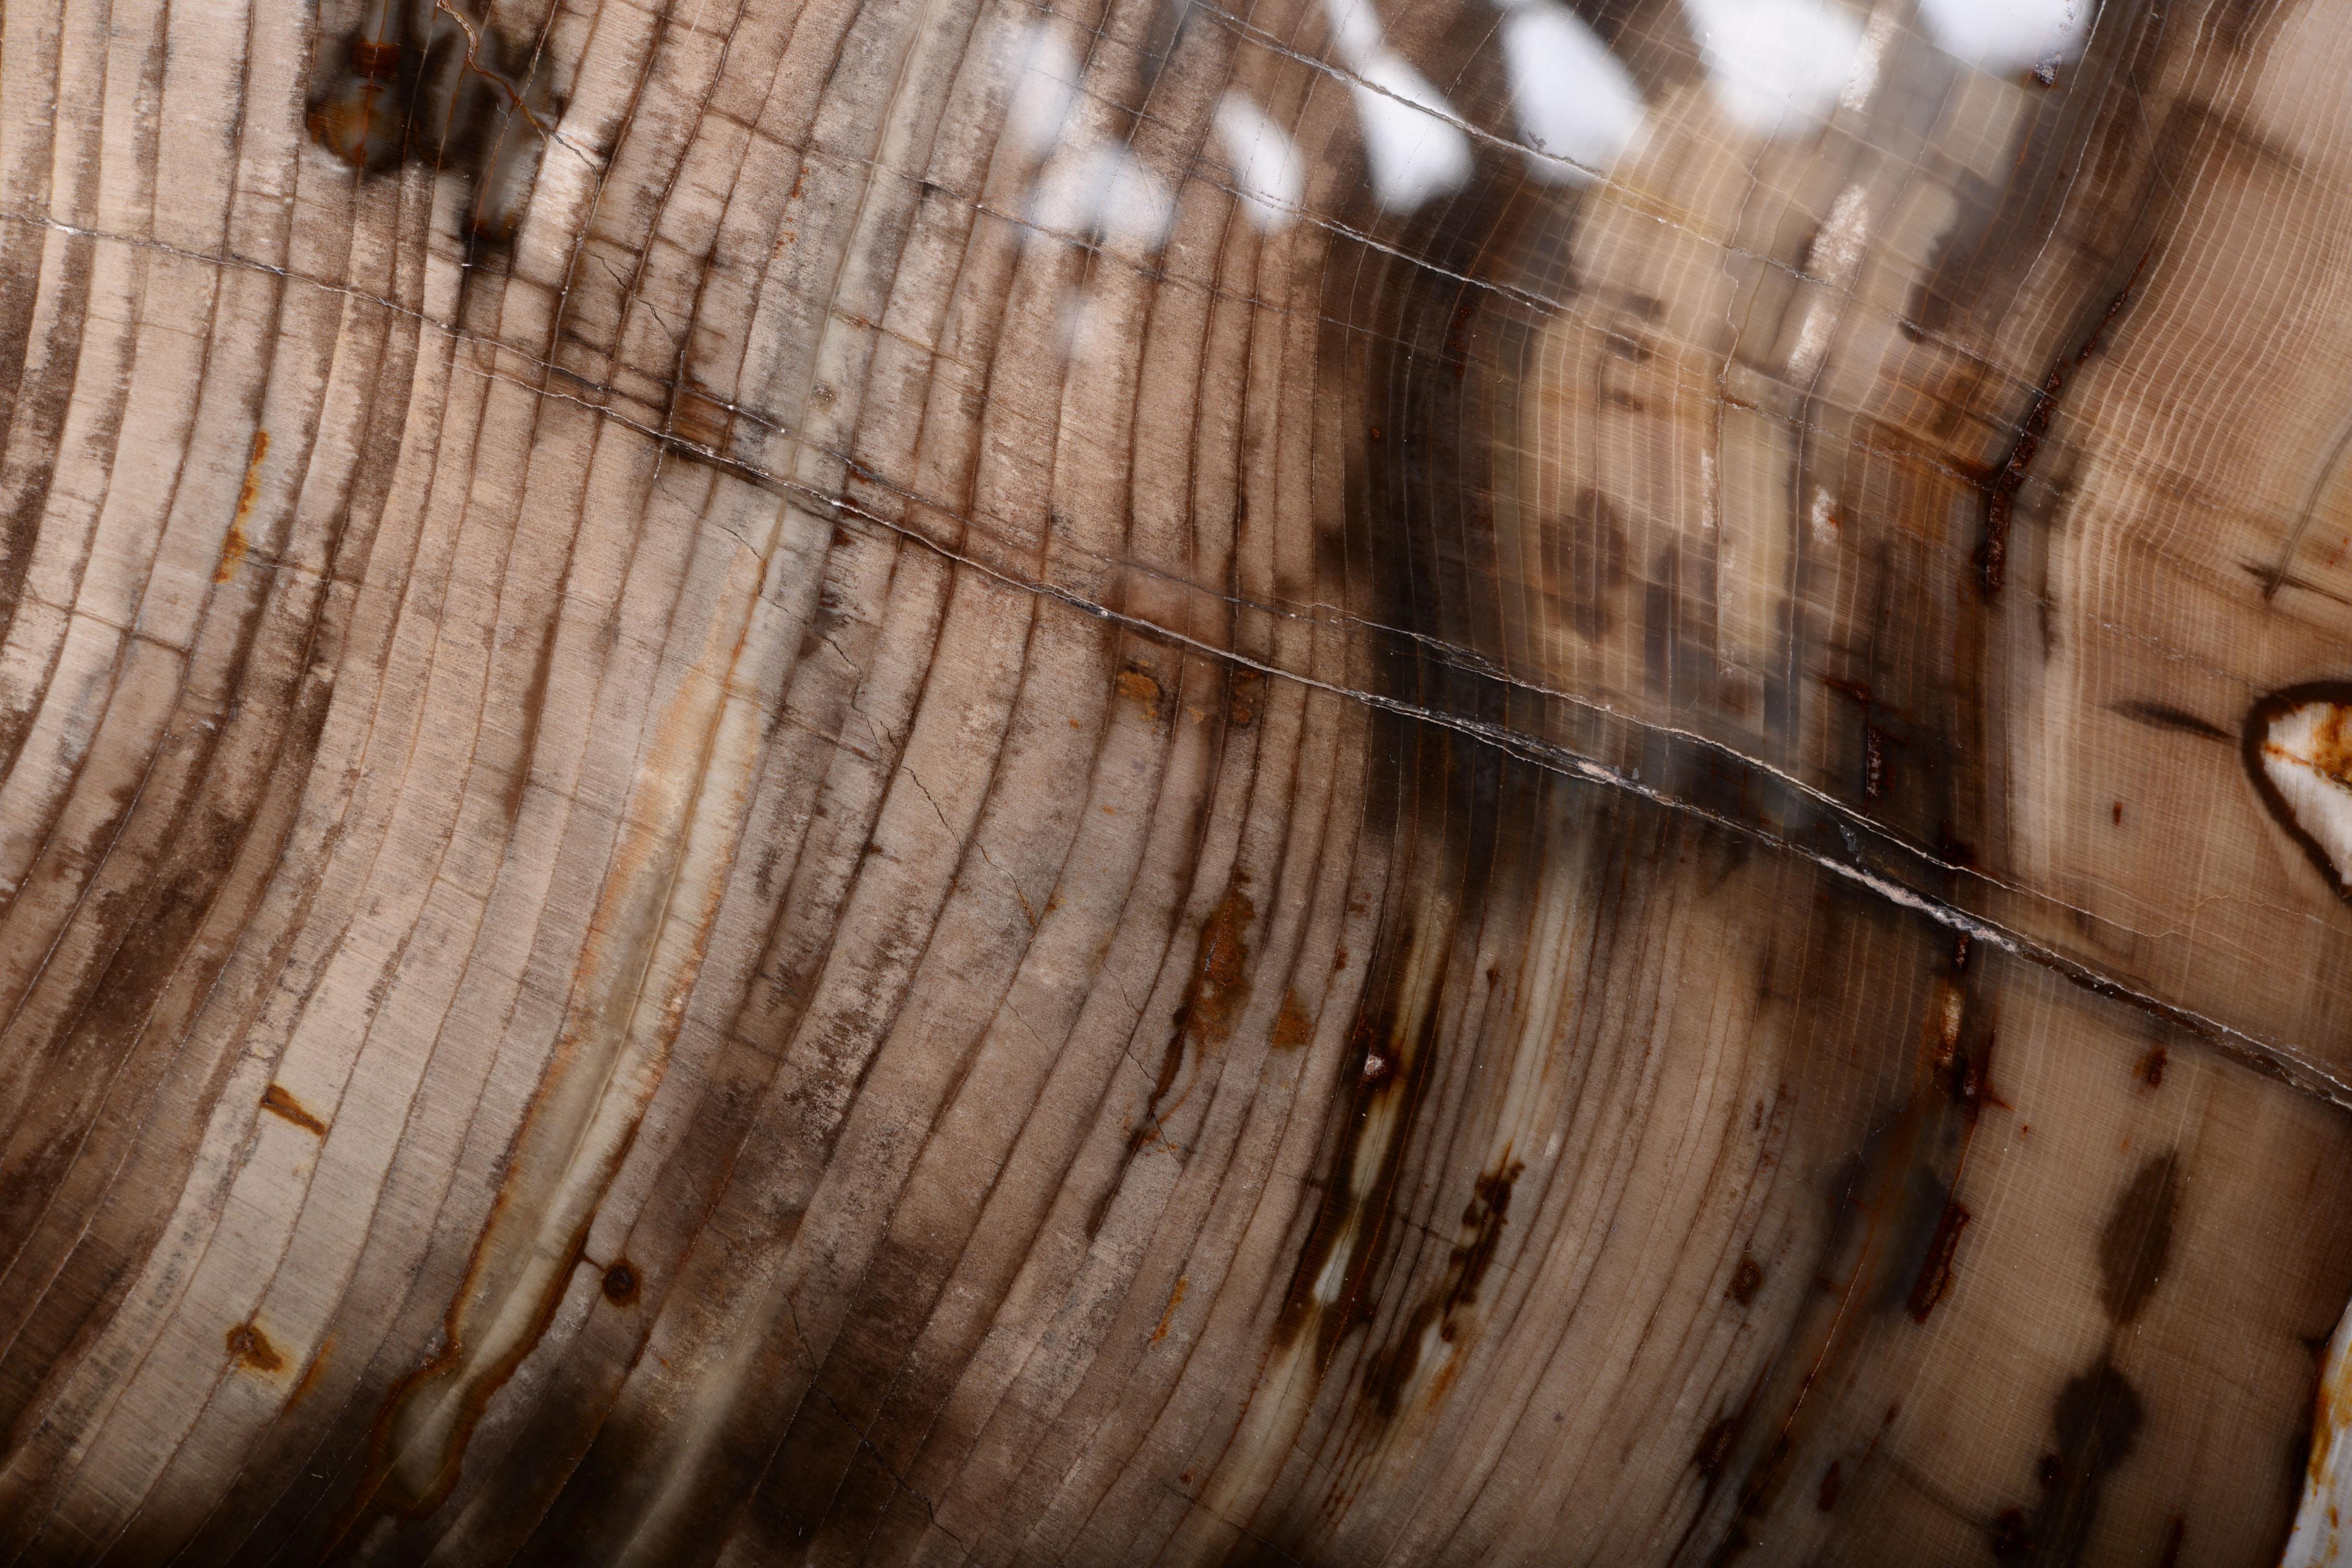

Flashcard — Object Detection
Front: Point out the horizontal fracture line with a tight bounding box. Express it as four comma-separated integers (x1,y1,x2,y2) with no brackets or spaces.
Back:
7,209,2336,1105
499,345,2163,962
560,386,2352,1113
0,203,2265,966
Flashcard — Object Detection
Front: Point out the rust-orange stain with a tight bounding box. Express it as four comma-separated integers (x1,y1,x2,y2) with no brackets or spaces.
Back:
216,429,267,583
1270,988,1313,1048
260,1082,327,1136
288,1337,334,1406
1227,668,1262,727
2260,708,2352,794
2314,1344,2352,1488
305,91,385,165
1184,888,1254,1045
1150,1276,1188,1344
355,607,758,1528
1116,667,1163,720
227,1321,286,1373
2306,705,2352,787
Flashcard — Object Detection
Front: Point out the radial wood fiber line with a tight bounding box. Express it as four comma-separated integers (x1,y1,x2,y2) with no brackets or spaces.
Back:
9,0,2352,1565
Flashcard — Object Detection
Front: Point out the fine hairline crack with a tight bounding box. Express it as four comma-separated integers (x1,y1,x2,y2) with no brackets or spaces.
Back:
9,217,2345,1113
664,435,2352,1115
781,1291,973,1556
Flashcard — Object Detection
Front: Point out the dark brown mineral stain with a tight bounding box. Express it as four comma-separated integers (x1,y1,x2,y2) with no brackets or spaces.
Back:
1359,1155,1524,1418
1980,256,2150,599
1446,1161,1522,1316
1815,1459,1841,1512
668,382,737,454
1643,542,1679,699
2111,699,2230,741
1727,1253,1763,1307
2044,1356,2145,1555
2155,1515,2186,1568
2134,1044,2167,1091
259,1083,328,1137
2076,256,2147,365
1980,365,2057,598
1989,1506,2032,1559
1990,1355,2149,1565
509,609,562,824
227,1321,286,1374
2098,1152,2178,1327
1273,165,1560,1466
601,1261,639,1306
2246,559,2352,607
305,1,561,241
1541,488,1630,641
1938,1036,2004,1122
1905,1199,1971,1323
1694,1414,1743,1482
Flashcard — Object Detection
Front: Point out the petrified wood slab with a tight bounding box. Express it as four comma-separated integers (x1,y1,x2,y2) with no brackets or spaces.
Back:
3,0,2352,1563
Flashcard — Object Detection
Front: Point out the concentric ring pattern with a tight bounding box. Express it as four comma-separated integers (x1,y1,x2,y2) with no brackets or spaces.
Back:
7,0,2352,1564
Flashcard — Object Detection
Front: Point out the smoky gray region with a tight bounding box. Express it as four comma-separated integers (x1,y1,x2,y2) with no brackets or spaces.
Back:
2100,1152,2181,1326
1987,1152,2183,1564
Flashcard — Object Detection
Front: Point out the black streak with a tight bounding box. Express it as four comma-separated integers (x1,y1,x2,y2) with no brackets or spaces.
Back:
2109,699,2230,741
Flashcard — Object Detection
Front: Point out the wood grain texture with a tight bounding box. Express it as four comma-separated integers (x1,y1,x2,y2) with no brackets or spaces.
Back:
2,0,2351,1563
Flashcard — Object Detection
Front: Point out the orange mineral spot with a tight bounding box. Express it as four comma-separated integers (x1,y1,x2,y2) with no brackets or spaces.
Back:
215,428,268,583
1116,667,1163,718
260,1082,328,1136
227,1321,286,1374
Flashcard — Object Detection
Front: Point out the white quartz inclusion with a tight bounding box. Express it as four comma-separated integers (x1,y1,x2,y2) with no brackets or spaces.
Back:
2261,701,2352,888
1214,91,1307,232
1491,0,1644,183
1917,0,2089,77
1680,0,1863,136
1323,0,1475,212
